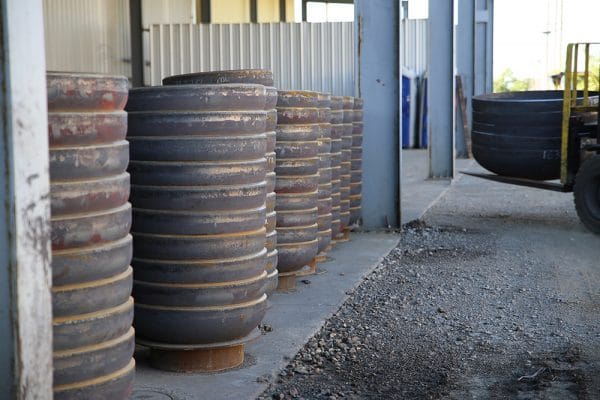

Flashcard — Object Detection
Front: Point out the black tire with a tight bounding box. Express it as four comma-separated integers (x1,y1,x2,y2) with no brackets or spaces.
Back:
574,155,600,234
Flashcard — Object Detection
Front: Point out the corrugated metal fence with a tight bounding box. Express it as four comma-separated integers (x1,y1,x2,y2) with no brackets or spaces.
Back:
401,18,428,75
147,22,355,95
43,0,131,77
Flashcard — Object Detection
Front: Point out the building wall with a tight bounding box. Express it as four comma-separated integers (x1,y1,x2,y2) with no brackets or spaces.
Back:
142,0,195,25
401,18,427,75
257,0,280,22
43,0,302,78
148,22,355,95
286,0,297,21
43,0,131,77
211,0,250,23
210,0,296,23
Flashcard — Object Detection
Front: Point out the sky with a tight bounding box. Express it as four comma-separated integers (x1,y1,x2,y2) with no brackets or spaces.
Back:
494,0,600,89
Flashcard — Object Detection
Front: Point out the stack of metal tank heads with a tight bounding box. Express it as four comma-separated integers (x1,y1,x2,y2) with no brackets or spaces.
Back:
275,90,321,290
316,93,333,259
350,97,364,225
47,73,135,399
339,96,355,240
126,77,269,372
329,96,344,241
162,69,279,295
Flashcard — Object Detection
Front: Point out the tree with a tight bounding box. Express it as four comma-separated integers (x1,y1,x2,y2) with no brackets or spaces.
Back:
493,68,534,93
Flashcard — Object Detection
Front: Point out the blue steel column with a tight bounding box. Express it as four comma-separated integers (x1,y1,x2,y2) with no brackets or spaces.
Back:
428,0,456,178
455,0,475,158
474,0,494,96
355,0,400,228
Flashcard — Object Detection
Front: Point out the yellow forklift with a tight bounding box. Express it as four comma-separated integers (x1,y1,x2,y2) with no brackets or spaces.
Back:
465,43,600,234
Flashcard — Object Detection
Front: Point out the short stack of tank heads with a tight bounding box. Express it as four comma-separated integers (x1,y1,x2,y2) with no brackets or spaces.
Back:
316,93,333,254
126,83,269,372
47,73,135,399
329,96,344,239
163,69,278,295
350,97,364,225
275,90,321,289
340,96,354,233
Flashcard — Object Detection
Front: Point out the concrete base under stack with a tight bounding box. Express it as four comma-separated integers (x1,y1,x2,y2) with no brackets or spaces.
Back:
132,232,399,400
138,328,262,373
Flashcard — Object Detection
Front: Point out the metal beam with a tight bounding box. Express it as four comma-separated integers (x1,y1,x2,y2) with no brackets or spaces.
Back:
199,0,211,23
129,0,143,87
474,0,494,95
428,0,455,178
250,0,258,23
280,0,286,21
355,0,400,228
0,0,53,398
302,0,307,21
455,0,474,158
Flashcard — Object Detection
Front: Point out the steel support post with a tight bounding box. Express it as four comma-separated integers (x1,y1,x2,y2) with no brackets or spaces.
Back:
474,0,494,95
130,0,144,87
0,0,53,398
355,0,400,228
428,0,455,178
455,0,475,158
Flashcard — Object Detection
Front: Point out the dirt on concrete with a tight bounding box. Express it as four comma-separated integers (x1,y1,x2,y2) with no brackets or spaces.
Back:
259,175,600,400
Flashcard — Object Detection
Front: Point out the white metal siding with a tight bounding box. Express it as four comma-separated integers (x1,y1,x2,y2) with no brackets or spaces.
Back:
401,18,428,75
43,0,131,77
43,0,194,78
148,22,355,95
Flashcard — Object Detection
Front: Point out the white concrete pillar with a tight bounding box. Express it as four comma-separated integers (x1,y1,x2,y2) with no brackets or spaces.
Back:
0,0,53,398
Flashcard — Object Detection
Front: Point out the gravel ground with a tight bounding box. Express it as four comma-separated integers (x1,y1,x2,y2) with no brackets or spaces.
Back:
259,175,600,400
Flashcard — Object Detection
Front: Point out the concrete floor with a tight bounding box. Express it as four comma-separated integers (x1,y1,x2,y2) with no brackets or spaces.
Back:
426,160,600,399
401,149,474,224
257,155,600,399
131,149,460,400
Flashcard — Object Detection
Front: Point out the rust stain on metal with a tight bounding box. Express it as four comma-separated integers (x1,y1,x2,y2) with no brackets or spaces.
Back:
128,78,269,372
48,72,133,399
162,69,274,87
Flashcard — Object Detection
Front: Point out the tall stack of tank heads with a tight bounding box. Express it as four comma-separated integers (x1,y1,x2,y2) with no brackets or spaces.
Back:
47,73,135,399
329,96,344,240
46,65,363,389
350,97,364,224
339,96,354,238
126,78,269,372
163,70,279,294
316,93,333,257
274,91,321,290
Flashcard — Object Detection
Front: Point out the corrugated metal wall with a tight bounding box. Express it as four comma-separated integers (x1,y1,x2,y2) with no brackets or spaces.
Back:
148,22,355,95
43,0,131,77
401,18,428,75
43,0,423,89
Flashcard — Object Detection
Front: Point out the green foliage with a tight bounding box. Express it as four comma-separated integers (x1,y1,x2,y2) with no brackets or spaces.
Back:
575,55,600,91
493,68,534,93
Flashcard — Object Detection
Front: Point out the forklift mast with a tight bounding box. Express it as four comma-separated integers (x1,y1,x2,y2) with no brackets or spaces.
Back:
561,43,600,187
